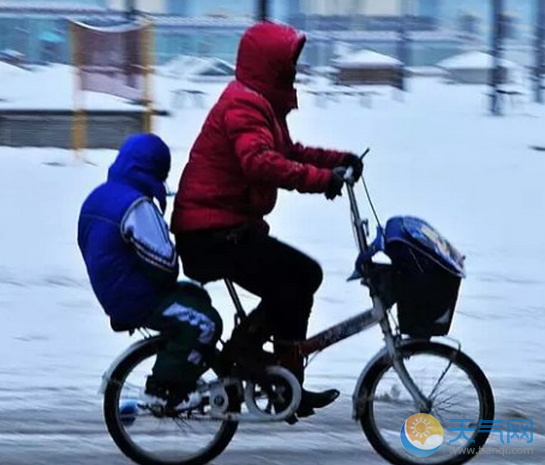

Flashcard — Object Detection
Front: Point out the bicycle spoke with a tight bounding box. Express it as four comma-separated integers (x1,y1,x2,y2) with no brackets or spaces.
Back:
357,342,493,465
104,341,239,465
427,357,454,400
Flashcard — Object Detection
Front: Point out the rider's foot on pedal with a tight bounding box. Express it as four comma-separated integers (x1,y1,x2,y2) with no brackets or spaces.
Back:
297,388,340,418
279,389,340,425
143,376,202,411
141,391,203,412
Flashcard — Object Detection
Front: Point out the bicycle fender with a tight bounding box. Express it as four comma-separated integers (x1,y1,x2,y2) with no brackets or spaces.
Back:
98,335,162,394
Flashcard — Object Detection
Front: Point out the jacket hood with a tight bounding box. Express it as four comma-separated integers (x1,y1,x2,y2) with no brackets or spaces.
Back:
108,133,171,212
235,21,306,114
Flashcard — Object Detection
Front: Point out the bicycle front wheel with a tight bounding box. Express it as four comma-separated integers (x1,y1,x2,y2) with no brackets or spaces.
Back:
357,341,494,465
103,336,239,465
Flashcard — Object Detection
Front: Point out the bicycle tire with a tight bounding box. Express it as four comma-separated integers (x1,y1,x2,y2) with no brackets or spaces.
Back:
103,336,239,465
357,341,494,465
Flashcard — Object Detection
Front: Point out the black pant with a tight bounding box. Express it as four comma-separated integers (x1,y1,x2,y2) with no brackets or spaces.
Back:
176,226,323,341
143,282,223,388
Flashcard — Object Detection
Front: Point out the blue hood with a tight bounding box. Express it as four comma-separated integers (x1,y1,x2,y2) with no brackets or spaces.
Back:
108,133,171,212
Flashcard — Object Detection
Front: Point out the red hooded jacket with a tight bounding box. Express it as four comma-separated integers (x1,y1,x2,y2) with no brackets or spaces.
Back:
171,22,350,233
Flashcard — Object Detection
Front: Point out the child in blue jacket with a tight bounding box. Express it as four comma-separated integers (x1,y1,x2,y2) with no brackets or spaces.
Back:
78,133,222,407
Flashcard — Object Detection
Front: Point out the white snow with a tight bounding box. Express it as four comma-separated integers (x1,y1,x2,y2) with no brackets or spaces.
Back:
311,65,338,76
0,1,103,11
160,55,235,80
0,62,31,101
0,61,28,76
1,66,545,459
437,50,520,70
332,49,402,69
0,64,141,110
0,61,234,110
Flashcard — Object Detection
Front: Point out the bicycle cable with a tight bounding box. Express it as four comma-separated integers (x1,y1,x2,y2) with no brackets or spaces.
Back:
304,349,324,369
360,174,385,239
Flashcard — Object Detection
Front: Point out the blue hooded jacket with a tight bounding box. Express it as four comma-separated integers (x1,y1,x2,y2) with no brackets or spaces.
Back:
78,134,179,325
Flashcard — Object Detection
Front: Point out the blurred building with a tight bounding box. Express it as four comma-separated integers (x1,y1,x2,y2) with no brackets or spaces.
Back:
0,1,252,64
299,0,398,16
331,48,403,86
437,50,519,84
107,0,257,17
0,1,106,64
291,0,435,30
294,0,461,67
440,0,532,40
0,0,535,69
415,0,440,19
165,0,188,16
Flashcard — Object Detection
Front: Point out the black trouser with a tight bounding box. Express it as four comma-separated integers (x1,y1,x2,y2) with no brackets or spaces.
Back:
176,226,323,342
143,283,223,389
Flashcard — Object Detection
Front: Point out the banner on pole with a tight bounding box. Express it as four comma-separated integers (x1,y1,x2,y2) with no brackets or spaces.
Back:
71,20,151,102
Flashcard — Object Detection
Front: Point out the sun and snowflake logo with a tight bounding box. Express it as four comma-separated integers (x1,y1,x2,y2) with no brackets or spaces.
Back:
400,413,444,457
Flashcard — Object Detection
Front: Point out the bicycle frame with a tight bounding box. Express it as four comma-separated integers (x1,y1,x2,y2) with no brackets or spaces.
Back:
223,177,432,412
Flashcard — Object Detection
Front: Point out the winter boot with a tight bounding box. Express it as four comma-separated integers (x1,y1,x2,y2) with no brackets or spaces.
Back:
274,342,339,422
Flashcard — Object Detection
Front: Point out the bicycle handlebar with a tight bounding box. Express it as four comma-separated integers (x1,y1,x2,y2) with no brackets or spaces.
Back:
343,148,369,186
344,148,371,255
343,166,355,184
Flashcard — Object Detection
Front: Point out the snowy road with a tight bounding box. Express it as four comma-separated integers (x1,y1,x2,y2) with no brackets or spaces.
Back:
1,396,542,465
0,397,377,465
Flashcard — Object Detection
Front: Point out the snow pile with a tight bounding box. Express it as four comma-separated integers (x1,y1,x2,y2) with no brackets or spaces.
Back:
0,64,150,110
159,55,235,82
332,49,402,69
437,51,519,70
0,61,30,99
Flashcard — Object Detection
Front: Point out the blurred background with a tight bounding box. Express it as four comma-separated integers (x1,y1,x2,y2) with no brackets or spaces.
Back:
1,2,545,465
0,0,544,116
0,0,540,67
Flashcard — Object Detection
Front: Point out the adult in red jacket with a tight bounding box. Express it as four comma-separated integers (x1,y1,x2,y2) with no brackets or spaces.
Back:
172,22,362,420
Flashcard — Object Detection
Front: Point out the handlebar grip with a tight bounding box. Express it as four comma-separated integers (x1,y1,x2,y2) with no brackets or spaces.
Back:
344,166,354,182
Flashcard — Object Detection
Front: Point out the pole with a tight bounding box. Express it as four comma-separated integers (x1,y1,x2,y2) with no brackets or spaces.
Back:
257,0,269,22
397,0,411,92
142,21,154,133
125,0,137,21
490,0,504,116
71,21,86,157
534,0,545,103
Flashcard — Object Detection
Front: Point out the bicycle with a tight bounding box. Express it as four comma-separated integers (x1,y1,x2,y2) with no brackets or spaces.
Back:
100,153,495,465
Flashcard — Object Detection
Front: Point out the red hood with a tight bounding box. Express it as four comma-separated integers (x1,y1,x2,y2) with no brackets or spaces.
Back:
235,21,306,115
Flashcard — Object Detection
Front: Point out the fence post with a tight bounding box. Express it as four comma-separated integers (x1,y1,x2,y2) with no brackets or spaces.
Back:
534,0,545,103
257,0,269,22
490,0,505,116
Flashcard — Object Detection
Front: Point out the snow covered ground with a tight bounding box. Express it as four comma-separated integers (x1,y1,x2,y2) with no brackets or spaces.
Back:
1,68,545,464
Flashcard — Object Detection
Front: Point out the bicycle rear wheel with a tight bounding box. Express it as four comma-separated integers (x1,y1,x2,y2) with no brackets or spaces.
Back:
357,341,494,465
103,336,239,465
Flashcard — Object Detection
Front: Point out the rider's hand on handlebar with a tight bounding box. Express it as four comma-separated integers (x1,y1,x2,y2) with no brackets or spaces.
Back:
325,167,347,200
342,153,363,182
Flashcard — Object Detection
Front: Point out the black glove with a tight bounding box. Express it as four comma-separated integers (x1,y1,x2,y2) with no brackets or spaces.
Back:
342,153,363,182
325,167,347,200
